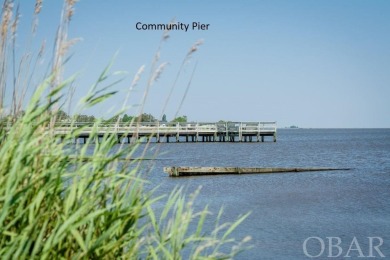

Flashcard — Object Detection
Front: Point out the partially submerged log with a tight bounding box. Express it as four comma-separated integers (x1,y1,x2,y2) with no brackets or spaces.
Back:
163,166,351,177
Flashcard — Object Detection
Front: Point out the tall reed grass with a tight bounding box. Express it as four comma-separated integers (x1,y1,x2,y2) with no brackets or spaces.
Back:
0,1,250,258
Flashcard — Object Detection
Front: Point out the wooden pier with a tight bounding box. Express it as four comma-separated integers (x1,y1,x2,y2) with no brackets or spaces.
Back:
164,166,351,177
54,121,277,143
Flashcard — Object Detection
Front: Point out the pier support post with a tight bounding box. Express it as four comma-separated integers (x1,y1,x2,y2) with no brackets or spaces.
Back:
273,134,277,142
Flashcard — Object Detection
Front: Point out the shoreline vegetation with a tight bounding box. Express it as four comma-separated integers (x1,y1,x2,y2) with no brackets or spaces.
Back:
0,1,250,258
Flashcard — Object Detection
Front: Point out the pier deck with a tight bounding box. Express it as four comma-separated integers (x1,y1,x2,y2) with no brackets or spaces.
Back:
54,121,277,143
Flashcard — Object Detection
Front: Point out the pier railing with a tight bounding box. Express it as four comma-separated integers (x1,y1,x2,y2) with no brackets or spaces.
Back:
53,121,276,133
52,121,277,142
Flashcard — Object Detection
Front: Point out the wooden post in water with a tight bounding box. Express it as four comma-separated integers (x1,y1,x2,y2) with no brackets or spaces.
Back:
164,166,351,177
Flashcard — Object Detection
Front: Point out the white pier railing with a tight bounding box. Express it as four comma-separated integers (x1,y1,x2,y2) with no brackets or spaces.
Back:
53,121,277,142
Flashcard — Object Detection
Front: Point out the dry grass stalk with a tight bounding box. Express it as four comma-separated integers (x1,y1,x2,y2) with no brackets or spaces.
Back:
0,0,46,117
0,0,13,114
173,61,197,120
135,28,171,130
160,39,203,119
49,0,78,127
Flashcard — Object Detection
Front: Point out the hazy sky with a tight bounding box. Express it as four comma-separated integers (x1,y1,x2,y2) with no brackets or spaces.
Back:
14,0,390,127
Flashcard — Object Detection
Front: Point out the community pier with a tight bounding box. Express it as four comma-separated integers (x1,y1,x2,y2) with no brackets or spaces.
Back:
54,121,277,144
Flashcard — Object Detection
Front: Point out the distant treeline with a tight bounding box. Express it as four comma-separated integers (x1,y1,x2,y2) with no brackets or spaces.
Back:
56,110,188,123
1,109,233,125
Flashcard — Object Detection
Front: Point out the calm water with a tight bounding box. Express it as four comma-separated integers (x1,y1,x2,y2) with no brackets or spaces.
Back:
124,129,390,258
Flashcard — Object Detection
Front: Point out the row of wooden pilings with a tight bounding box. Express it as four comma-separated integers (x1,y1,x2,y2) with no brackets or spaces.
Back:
69,133,277,144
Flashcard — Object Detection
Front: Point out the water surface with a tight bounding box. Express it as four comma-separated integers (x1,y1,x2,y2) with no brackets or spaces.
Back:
115,129,390,258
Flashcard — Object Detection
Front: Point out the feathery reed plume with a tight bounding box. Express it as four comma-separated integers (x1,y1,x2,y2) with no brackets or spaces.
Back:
151,61,169,84
1,0,12,38
32,0,43,34
188,39,203,56
34,0,42,15
66,0,78,21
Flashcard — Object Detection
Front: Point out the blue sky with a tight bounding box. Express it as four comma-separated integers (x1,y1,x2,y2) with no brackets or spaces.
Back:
13,0,390,127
